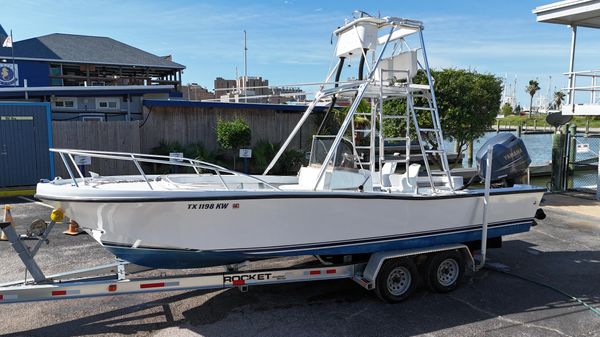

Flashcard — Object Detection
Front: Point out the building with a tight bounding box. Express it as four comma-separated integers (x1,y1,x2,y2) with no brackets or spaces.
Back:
182,83,216,100
215,76,270,103
214,76,305,104
0,26,185,121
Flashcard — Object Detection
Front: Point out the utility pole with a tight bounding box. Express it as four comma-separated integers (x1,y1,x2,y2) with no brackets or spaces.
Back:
244,30,248,103
235,66,238,101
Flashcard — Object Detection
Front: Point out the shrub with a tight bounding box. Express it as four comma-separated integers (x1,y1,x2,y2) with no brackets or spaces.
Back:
183,143,214,162
253,140,279,173
278,149,305,175
151,141,184,156
252,140,306,175
500,103,513,117
216,118,251,150
150,141,222,173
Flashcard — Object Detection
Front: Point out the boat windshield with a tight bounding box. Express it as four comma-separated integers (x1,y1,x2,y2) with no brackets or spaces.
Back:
309,136,357,168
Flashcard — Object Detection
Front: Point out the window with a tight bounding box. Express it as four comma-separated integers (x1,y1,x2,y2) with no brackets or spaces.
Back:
53,97,77,109
99,101,117,108
82,115,104,121
96,98,120,110
49,64,63,86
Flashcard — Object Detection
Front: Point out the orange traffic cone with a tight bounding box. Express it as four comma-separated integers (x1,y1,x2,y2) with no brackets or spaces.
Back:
63,219,82,236
0,205,14,241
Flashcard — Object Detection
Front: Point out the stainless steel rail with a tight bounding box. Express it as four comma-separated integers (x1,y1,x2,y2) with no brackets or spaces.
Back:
51,148,280,191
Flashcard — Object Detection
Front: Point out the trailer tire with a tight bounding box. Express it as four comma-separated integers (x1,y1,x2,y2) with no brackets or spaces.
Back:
424,250,465,293
374,258,417,303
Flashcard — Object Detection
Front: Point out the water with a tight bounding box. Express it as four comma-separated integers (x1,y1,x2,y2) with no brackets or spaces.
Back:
446,131,599,189
447,132,599,168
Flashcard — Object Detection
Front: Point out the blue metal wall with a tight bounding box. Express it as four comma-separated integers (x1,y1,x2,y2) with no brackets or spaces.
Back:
0,102,53,187
0,60,50,87
16,60,50,87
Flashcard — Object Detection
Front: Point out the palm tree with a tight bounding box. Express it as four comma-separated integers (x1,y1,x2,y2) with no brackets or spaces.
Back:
526,80,541,118
553,91,566,109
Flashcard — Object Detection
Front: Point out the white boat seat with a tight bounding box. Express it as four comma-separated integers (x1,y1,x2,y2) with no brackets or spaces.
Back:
380,162,397,187
380,152,401,187
374,50,418,82
389,163,421,194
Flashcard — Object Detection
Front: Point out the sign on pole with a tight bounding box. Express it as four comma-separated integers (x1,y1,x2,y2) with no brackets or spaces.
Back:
169,152,184,163
239,149,252,158
73,155,91,166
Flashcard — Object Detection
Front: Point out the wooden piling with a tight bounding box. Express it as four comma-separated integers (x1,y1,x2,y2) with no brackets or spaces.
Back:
467,140,474,166
551,128,567,191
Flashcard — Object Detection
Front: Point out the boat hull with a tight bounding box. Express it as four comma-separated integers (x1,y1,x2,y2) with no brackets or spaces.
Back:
37,188,544,269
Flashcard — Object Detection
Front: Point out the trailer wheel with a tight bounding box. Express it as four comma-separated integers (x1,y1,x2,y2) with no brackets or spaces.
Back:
424,250,465,293
374,258,417,303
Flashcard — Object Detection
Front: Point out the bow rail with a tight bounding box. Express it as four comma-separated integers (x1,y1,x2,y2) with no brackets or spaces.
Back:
50,148,280,191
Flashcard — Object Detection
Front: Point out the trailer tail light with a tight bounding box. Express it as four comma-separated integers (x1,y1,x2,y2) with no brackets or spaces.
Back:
326,269,337,274
108,284,117,292
309,270,321,275
52,290,67,296
232,280,245,286
140,282,165,289
139,281,179,289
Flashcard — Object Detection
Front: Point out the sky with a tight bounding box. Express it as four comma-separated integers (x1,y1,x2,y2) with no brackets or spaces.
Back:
4,0,600,106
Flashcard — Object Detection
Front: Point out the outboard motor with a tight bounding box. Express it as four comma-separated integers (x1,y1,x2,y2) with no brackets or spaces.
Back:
476,133,531,186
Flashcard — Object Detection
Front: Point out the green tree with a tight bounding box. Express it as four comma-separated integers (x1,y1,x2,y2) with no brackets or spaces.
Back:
526,80,541,118
500,102,513,117
381,68,502,163
553,91,566,109
433,69,502,160
216,118,252,169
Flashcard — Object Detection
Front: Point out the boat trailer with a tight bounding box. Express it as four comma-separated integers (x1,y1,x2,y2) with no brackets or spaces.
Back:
0,147,502,304
0,210,476,304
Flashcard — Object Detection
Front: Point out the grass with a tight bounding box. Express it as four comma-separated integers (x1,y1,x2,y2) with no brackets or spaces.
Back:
496,115,600,128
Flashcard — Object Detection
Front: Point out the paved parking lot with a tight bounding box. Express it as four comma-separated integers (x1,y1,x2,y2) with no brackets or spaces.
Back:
0,194,600,337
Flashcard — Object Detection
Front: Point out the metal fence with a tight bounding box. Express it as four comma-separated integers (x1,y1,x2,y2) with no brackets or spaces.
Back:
569,134,600,196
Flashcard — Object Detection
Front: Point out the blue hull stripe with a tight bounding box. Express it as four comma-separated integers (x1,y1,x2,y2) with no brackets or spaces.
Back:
104,221,532,269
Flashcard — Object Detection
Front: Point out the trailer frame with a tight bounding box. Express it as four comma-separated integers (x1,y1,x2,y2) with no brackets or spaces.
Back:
0,218,474,304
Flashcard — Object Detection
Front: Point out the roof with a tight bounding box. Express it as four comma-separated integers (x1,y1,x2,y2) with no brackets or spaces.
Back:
143,99,330,112
534,0,600,28
0,25,7,40
0,85,174,98
0,33,185,69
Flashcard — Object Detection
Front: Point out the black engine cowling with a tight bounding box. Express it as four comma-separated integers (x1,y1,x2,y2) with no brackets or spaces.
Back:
476,133,531,183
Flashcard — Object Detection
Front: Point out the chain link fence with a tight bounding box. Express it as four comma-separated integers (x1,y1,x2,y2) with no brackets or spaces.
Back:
569,134,600,196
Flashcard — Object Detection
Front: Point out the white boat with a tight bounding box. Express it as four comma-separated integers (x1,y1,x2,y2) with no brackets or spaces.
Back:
36,13,545,269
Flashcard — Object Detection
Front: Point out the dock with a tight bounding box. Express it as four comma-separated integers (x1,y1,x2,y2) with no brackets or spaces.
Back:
491,124,600,135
